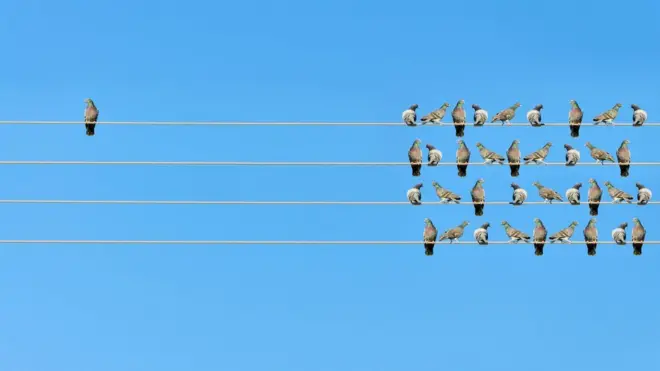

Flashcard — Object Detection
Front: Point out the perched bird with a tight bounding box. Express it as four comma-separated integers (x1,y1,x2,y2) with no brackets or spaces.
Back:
431,181,461,203
402,104,418,126
472,104,488,126
456,140,471,177
566,183,582,205
492,102,522,125
408,139,423,176
425,144,443,166
532,218,548,256
585,142,615,165
84,98,99,136
564,144,580,166
549,221,578,244
510,183,528,206
587,178,602,216
507,139,521,177
421,103,450,125
593,103,623,125
452,99,467,137
471,178,486,216
636,182,652,205
616,139,631,177
439,221,469,243
473,223,490,245
632,217,646,255
527,104,544,127
611,222,627,245
423,218,438,256
604,181,633,203
523,142,552,165
583,218,599,256
407,183,423,205
475,142,505,164
501,221,531,243
631,104,648,127
568,99,583,137
533,181,563,203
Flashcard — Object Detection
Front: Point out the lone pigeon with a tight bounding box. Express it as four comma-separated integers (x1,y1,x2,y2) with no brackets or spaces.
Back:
631,104,648,127
632,217,646,255
473,223,490,245
507,139,521,177
402,104,418,126
524,142,552,165
408,139,422,176
636,182,652,205
527,104,544,127
549,221,578,244
593,103,623,125
583,218,599,256
587,178,602,216
611,222,628,245
456,140,471,177
407,183,423,205
564,144,580,166
84,98,99,136
439,221,469,243
585,142,615,165
566,183,582,205
471,178,486,216
533,181,563,203
492,102,522,125
604,181,633,203
426,144,443,166
568,99,583,137
501,221,531,243
432,181,461,203
616,139,631,177
452,99,467,137
533,218,548,256
472,104,488,126
510,183,528,206
421,103,450,125
423,218,438,256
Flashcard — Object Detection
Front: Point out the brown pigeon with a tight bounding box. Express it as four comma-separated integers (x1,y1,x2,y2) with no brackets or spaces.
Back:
583,218,599,256
402,104,418,126
472,104,488,126
470,178,485,216
408,139,422,176
421,103,450,125
452,99,466,137
568,100,583,138
492,102,521,125
532,218,548,256
593,103,622,125
532,181,563,203
632,217,646,255
636,182,652,205
587,178,602,216
84,98,99,136
585,142,615,165
631,104,648,127
604,181,633,203
549,221,578,244
616,139,631,177
438,221,469,243
456,140,471,177
423,218,438,256
507,139,521,177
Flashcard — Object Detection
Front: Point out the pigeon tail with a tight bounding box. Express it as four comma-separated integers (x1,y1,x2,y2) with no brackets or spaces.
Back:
85,124,96,136
457,164,467,177
589,203,599,216
454,124,465,138
570,125,580,138
534,244,544,256
509,164,519,177
619,164,629,177
411,165,421,177
473,204,484,216
633,243,642,256
587,244,597,256
424,244,434,256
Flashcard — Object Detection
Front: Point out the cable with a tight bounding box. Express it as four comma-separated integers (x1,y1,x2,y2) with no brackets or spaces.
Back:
0,199,656,205
0,161,657,166
0,240,655,245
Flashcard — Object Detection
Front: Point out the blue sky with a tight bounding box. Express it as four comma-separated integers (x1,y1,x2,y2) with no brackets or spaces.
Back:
1,0,660,370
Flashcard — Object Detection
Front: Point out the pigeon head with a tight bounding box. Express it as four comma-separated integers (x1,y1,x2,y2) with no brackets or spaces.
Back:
425,143,435,150
533,104,543,111
604,181,613,188
472,104,481,110
564,144,573,150
410,104,419,110
619,222,628,229
413,183,423,189
631,104,640,110
544,142,552,148
635,182,645,189
573,182,582,189
511,182,519,189
481,222,490,229
613,103,622,109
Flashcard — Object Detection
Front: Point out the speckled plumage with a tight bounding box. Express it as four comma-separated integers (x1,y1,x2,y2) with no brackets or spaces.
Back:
585,142,615,165
632,217,646,256
583,218,599,256
616,139,631,177
604,181,633,203
423,218,438,256
510,183,528,206
631,104,647,127
408,139,423,177
564,144,580,166
425,143,442,166
471,179,485,216
84,98,99,136
473,223,490,245
475,142,505,164
402,104,418,126
611,222,627,245
523,142,552,165
566,183,582,205
636,182,652,205
533,181,563,203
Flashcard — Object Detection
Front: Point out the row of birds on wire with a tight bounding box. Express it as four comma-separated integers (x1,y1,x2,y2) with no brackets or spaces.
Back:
407,139,633,177
422,217,647,256
401,101,648,137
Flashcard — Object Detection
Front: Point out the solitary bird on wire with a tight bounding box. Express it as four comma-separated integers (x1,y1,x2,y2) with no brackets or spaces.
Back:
84,98,99,136
632,217,646,256
631,104,648,126
611,222,628,245
421,103,450,125
635,182,652,205
402,104,418,126
471,178,486,216
432,181,461,203
426,143,442,166
565,183,582,205
472,104,488,126
588,178,602,216
473,223,490,245
593,103,623,125
533,181,563,203
533,218,548,256
510,183,528,206
568,99,583,137
549,221,578,244
476,142,505,164
616,139,631,177
507,139,521,177
423,218,438,256
583,218,599,256
604,181,633,203
439,221,469,243
452,99,467,137
527,104,544,127
564,144,581,166
501,221,531,243
492,102,521,125
524,142,552,165
407,183,423,205
585,142,615,165
408,139,423,176
456,140,471,177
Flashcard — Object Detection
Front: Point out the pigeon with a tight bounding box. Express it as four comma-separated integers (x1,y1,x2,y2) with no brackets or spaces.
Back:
421,103,450,125
585,142,615,165
631,104,648,127
473,223,490,245
407,183,423,205
532,218,548,256
501,221,531,243
564,144,580,166
532,181,563,203
472,104,488,126
566,183,582,205
439,221,469,243
583,218,599,256
402,104,418,126
604,181,633,203
632,217,646,256
510,183,528,206
593,103,623,125
635,182,652,205
408,139,423,176
507,139,521,177
527,104,544,127
568,100,583,137
524,142,552,165
425,143,442,166
616,139,631,177
452,99,467,137
431,181,461,203
456,140,471,177
611,222,627,245
587,178,602,216
84,98,99,136
471,178,486,216
492,102,522,125
423,218,438,256
475,142,505,164
549,221,578,244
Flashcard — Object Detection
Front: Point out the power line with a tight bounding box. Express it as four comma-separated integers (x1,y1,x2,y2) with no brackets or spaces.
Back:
0,240,655,245
0,199,656,205
0,161,657,166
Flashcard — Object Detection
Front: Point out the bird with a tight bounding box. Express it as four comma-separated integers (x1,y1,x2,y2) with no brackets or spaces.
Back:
472,104,488,126
510,183,528,206
632,217,646,256
421,103,450,125
471,178,486,216
475,142,505,164
431,181,461,203
492,102,522,125
549,221,578,244
452,99,467,137
407,183,423,205
408,139,422,176
423,218,438,256
631,104,648,126
84,98,99,136
587,178,602,216
593,103,623,125
527,104,544,127
532,181,563,203
402,104,418,126
583,218,599,256
456,140,471,177
507,139,521,177
523,142,552,165
635,182,652,205
603,181,633,203
616,139,631,177
564,144,580,166
501,221,531,243
533,218,548,256
439,221,469,243
425,144,442,166
585,142,615,165
566,183,582,205
568,99,583,137
473,223,490,245
611,222,628,245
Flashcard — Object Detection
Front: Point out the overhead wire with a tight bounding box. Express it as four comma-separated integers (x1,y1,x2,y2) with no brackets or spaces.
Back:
0,240,656,245
0,199,656,205
0,161,656,166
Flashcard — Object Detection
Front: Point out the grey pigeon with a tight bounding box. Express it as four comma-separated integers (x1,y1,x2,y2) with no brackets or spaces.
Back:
631,104,648,127
456,140,471,177
564,144,580,166
611,222,627,245
432,181,461,203
402,104,418,126
501,221,531,243
421,103,450,125
616,139,631,177
583,218,599,256
527,104,544,127
473,222,490,245
533,218,548,256
423,218,438,256
471,178,485,216
476,142,505,164
585,142,615,165
84,98,99,136
438,221,469,243
524,142,552,165
472,104,488,126
426,144,443,166
507,139,521,177
593,103,623,125
587,178,602,216
636,182,652,205
407,183,423,205
604,181,633,203
492,102,522,125
565,183,582,205
510,183,528,206
533,181,563,203
549,221,578,244
568,99,583,138
408,139,422,176
452,99,467,137
632,217,646,256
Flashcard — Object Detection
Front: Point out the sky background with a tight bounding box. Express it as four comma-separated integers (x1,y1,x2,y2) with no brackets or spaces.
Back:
1,0,660,370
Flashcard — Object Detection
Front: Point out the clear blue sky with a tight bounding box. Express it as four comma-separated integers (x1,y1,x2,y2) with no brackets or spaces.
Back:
1,0,659,370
